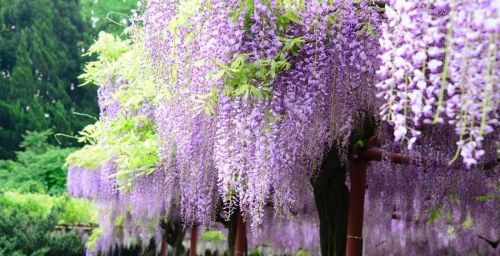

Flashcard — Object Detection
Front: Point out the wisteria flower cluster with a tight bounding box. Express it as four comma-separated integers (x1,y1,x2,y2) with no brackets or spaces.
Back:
376,0,499,168
364,159,499,255
248,204,320,255
143,0,383,231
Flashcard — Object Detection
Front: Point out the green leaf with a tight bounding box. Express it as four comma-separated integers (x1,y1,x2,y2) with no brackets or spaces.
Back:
194,59,205,67
428,207,442,224
283,9,304,25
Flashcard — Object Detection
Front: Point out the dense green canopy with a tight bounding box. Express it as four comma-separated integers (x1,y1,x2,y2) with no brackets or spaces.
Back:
0,0,100,158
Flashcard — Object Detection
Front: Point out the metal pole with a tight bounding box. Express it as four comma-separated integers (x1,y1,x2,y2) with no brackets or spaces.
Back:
346,159,368,256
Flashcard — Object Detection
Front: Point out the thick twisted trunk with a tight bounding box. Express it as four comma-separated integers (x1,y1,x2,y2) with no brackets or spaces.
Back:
312,148,349,256
161,220,186,256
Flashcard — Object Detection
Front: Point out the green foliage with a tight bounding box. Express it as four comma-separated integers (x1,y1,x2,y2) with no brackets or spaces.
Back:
0,130,75,194
80,0,138,38
248,247,309,256
230,0,254,29
67,114,159,189
0,192,96,224
474,178,500,202
0,192,56,217
217,54,285,100
275,5,304,31
427,206,442,225
0,206,84,256
79,31,156,111
296,249,309,256
231,0,305,34
166,0,202,33
0,0,140,159
198,37,303,116
59,197,97,224
85,227,103,252
68,32,159,188
201,231,227,246
0,0,98,159
66,144,110,170
248,249,262,256
461,212,474,229
0,192,96,256
279,36,305,58
0,209,83,256
109,115,159,183
79,31,132,86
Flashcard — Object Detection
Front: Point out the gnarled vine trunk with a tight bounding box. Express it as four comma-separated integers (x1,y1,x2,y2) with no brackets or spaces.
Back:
312,148,349,256
161,220,186,256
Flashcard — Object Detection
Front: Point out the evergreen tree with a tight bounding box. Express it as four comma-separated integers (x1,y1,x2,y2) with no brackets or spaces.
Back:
0,0,98,158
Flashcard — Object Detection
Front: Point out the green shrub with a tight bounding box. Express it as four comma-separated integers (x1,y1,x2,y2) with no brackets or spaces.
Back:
0,130,75,195
0,202,84,256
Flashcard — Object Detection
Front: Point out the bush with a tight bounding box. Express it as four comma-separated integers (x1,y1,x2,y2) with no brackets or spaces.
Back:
0,202,84,256
0,130,75,195
0,192,96,256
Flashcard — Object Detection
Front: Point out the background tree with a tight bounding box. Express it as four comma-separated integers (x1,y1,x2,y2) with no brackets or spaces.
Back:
0,0,98,159
0,130,75,194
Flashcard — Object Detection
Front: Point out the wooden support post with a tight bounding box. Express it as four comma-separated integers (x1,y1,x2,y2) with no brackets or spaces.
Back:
190,226,198,256
345,135,427,256
234,212,247,256
346,159,368,256
160,234,168,256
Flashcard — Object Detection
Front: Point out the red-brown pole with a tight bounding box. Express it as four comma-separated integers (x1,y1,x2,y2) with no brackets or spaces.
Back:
234,212,247,256
344,136,430,256
190,226,198,256
160,234,168,256
346,159,368,256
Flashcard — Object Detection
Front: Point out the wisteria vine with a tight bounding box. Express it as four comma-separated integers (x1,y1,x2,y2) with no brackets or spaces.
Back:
66,0,499,255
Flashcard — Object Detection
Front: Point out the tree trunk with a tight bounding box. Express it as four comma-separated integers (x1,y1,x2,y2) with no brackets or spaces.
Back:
312,148,349,256
226,211,238,256
161,220,186,256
